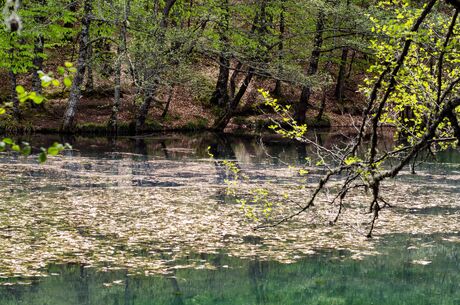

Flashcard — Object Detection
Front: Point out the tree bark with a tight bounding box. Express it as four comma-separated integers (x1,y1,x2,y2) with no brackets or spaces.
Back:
32,35,44,96
9,71,20,120
273,0,285,96
293,7,325,125
135,85,156,133
85,41,94,93
109,0,131,134
61,0,92,133
213,67,254,131
210,0,230,107
335,47,348,104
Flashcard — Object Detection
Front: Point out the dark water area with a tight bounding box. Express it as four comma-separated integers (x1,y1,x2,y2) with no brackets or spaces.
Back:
0,132,459,304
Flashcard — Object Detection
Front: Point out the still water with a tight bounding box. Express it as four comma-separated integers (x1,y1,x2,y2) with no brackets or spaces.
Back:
0,132,459,304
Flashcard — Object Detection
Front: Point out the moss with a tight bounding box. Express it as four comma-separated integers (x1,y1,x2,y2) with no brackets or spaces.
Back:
0,119,35,134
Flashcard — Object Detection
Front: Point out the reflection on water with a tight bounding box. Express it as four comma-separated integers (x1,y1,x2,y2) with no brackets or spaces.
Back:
1,234,460,305
0,132,459,303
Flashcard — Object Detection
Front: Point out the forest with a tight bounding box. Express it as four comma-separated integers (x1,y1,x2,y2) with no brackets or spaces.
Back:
0,0,460,304
0,0,455,136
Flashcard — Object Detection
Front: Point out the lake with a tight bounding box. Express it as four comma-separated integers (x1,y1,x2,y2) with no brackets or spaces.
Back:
0,132,459,304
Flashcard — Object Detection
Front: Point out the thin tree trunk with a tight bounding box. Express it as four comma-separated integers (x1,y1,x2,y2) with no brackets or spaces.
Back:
85,41,94,93
32,35,44,96
293,7,325,125
61,0,92,133
109,0,131,134
161,87,174,118
346,50,355,79
273,0,285,96
316,89,327,121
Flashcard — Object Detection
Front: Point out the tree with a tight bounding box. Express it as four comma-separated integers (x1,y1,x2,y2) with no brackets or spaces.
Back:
61,0,93,133
227,0,460,237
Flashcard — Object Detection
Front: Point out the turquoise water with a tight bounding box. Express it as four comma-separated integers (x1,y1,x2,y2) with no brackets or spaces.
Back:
0,133,459,304
1,234,460,305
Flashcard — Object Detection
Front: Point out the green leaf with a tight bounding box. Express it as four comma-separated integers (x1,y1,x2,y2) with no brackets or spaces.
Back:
16,85,25,94
47,146,60,156
57,66,65,75
2,138,13,145
39,152,47,163
52,79,60,87
11,144,20,152
0,108,6,115
32,95,45,104
63,77,72,88
64,61,73,68
21,145,31,156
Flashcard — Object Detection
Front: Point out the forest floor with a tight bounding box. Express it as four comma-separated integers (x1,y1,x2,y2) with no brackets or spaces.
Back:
0,56,366,135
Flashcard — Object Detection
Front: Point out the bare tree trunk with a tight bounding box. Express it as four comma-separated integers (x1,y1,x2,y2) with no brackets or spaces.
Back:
293,7,325,125
61,0,92,133
109,0,131,134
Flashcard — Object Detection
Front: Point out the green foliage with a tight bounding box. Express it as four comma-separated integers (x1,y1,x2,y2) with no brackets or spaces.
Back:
364,1,460,148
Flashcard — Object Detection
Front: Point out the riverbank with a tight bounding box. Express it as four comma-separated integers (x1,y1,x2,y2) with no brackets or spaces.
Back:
0,84,363,136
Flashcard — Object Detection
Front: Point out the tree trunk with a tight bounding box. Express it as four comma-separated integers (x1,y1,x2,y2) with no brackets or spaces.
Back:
210,0,230,107
161,87,174,118
135,86,155,133
210,54,230,107
293,7,325,125
61,0,92,133
273,0,285,96
335,47,349,104
109,0,131,134
85,41,94,93
212,68,254,131
9,71,20,120
212,1,268,131
316,89,327,121
32,36,44,95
